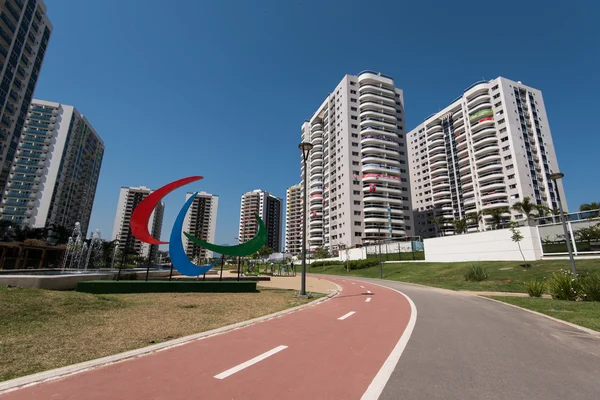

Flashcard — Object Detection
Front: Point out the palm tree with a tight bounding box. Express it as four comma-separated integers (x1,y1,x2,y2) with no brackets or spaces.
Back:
484,207,510,230
428,216,446,237
511,197,537,226
534,204,551,217
466,211,483,231
580,202,600,211
453,218,468,234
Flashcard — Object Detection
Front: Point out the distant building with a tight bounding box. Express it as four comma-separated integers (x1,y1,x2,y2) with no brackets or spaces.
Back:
239,189,282,252
408,77,566,238
0,100,104,235
182,191,218,261
0,1,53,197
285,183,302,255
111,186,164,262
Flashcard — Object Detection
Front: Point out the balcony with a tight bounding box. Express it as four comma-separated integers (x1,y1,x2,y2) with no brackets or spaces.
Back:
478,170,505,183
360,108,397,120
475,152,501,165
428,130,444,141
361,145,400,157
360,117,397,131
431,173,448,184
480,189,508,200
359,83,396,97
479,179,505,190
470,119,495,133
429,139,445,151
361,134,400,147
481,200,510,210
473,143,499,157
360,101,396,114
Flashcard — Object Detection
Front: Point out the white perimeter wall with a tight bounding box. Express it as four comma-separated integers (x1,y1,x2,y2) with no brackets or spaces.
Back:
424,227,542,262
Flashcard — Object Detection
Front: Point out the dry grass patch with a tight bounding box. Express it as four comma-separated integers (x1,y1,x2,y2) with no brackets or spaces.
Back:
0,286,317,382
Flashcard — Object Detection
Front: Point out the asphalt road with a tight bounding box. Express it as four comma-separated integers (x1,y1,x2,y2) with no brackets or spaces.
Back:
352,277,600,400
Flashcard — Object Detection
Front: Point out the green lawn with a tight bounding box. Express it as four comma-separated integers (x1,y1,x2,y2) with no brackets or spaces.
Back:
490,296,600,332
309,259,600,293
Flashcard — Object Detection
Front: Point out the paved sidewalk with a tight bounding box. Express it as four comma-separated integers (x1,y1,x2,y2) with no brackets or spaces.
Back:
460,291,552,298
216,270,338,294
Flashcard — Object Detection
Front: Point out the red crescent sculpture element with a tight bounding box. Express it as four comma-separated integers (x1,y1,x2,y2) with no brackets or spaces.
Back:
130,176,203,245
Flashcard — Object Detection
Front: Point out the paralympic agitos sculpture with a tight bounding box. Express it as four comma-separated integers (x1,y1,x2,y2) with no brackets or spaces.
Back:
130,176,267,276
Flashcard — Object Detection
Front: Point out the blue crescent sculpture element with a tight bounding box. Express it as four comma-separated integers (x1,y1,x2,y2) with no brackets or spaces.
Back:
169,192,219,276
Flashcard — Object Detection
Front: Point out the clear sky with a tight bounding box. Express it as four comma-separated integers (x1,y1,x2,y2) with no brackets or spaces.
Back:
34,0,599,246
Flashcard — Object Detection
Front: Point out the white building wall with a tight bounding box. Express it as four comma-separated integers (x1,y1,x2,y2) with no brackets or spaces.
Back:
424,227,543,262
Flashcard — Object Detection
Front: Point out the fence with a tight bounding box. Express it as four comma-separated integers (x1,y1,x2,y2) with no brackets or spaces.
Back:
537,216,600,256
365,241,425,262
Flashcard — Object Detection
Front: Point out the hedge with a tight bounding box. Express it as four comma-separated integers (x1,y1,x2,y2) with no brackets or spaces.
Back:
77,280,258,294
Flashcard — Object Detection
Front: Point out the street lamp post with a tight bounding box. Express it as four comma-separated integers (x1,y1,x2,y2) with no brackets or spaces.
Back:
299,142,314,296
549,172,577,277
234,236,240,280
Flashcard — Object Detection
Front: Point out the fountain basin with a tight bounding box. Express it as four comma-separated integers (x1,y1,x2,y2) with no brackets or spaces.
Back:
0,269,178,290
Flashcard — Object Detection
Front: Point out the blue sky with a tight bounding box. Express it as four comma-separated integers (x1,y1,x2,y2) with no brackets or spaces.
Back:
35,0,599,246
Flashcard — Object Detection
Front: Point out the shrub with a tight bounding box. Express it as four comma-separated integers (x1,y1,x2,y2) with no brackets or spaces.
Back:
464,266,488,281
524,280,545,297
309,261,343,268
579,274,600,302
547,271,580,301
348,259,379,270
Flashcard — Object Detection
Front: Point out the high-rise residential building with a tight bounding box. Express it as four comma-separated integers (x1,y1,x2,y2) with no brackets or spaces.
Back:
111,186,164,262
408,77,566,238
301,71,412,252
0,100,104,234
0,1,52,195
182,191,218,261
285,183,302,255
238,189,282,252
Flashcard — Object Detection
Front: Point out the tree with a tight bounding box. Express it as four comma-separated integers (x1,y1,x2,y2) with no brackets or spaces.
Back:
511,197,537,226
509,222,527,265
466,211,483,231
258,246,274,257
484,207,510,230
580,202,600,211
573,223,600,249
313,246,329,259
453,218,468,234
534,204,551,218
429,216,446,237
46,224,71,245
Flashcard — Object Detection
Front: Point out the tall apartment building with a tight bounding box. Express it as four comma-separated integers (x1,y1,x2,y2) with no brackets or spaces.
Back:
182,191,218,261
238,189,282,252
408,77,566,238
111,186,164,262
0,100,104,234
285,183,302,255
301,71,412,251
0,0,52,195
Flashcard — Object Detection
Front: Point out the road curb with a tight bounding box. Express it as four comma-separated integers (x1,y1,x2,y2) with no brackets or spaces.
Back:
0,283,341,394
478,295,600,338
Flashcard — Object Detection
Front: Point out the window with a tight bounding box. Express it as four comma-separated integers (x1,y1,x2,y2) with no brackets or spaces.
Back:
499,127,507,133
492,85,498,91
352,170,359,175
494,102,502,107
502,146,510,151
354,232,362,237
350,81,356,86
352,161,359,166
350,90,356,94
351,107,357,111
508,174,515,179
351,116,357,120
353,200,360,205
352,151,358,156
493,93,500,99
509,184,517,189
351,133,358,138
504,155,512,160
353,211,361,216
506,164,514,170
354,221,361,226
500,137,508,143
351,124,358,129
353,190,360,195
498,118,505,124
351,142,358,147
350,98,357,103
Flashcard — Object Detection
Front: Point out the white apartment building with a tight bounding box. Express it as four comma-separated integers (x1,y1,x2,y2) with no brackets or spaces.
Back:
408,77,566,238
111,186,164,262
285,183,302,255
239,189,282,252
0,1,52,194
301,71,412,251
182,191,218,261
0,99,104,235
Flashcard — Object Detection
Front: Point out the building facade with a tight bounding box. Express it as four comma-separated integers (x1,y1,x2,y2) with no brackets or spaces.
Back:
0,0,52,196
182,191,218,261
285,183,302,255
111,186,164,262
301,71,412,252
239,189,282,252
0,100,104,235
408,77,566,238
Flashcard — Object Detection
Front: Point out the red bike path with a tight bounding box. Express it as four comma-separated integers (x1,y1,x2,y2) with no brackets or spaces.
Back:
1,278,413,400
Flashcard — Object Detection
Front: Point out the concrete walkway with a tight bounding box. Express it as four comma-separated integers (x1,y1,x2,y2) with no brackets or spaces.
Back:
216,270,338,294
459,290,552,298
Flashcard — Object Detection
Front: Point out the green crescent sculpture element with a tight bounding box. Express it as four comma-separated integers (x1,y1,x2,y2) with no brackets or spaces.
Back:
184,213,267,257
